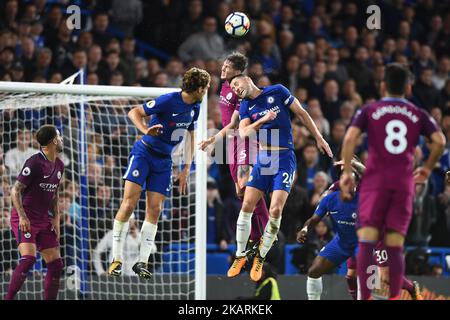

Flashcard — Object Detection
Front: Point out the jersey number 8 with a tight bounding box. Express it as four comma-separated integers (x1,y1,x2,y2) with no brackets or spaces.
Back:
384,120,407,154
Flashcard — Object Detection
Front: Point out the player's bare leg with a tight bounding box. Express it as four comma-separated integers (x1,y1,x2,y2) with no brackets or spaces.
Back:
5,243,37,300
41,247,63,300
384,230,406,300
227,186,264,278
251,190,288,282
356,226,379,300
132,191,165,280
306,256,336,300
109,180,142,277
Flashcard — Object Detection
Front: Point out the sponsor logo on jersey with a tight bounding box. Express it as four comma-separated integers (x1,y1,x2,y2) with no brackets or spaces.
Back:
39,183,59,192
352,212,357,219
132,170,140,177
24,232,31,239
22,167,31,176
226,92,233,100
57,171,62,179
251,105,281,120
191,110,195,117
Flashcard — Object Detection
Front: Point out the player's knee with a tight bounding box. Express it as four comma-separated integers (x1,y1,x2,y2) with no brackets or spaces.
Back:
269,206,282,219
147,202,163,215
241,199,255,212
20,255,37,270
236,187,245,199
121,198,138,214
47,258,64,273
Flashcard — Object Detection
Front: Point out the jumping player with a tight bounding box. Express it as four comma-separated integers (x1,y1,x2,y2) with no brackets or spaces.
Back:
108,68,210,279
199,52,269,256
227,74,333,282
5,125,65,300
340,63,446,300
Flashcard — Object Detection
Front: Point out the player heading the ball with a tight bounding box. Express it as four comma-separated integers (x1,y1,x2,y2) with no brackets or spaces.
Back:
108,67,210,279
226,75,333,282
5,125,65,300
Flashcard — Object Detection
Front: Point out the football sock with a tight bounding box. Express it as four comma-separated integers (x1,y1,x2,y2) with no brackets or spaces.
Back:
139,221,158,263
44,258,64,300
5,255,36,300
236,211,253,257
250,197,269,242
307,276,323,300
386,246,404,299
112,219,129,262
346,275,358,300
259,216,281,258
357,240,377,300
402,276,414,294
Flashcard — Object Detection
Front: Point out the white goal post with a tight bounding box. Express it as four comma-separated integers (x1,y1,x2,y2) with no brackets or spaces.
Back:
0,76,207,300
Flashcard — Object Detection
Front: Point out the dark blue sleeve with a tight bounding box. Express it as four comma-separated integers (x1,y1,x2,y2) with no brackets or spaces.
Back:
314,194,330,218
239,100,250,121
142,93,172,116
277,84,295,108
187,106,200,131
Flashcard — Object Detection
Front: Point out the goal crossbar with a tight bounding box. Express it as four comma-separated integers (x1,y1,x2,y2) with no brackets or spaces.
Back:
0,79,207,300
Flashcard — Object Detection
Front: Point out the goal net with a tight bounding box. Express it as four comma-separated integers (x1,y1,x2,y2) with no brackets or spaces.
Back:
0,76,207,300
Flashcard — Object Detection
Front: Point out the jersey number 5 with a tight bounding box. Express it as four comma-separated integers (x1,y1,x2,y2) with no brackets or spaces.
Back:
384,120,407,154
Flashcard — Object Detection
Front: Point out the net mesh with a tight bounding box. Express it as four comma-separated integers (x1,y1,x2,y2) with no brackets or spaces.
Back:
0,91,197,300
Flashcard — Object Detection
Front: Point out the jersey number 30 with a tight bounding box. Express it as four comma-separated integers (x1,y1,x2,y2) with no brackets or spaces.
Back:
384,120,407,154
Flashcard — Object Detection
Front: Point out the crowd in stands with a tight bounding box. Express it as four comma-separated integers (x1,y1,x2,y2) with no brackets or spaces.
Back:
0,0,449,276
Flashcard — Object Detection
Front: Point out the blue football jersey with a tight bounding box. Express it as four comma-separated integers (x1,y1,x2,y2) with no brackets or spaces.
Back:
314,191,359,248
141,91,200,155
239,84,295,149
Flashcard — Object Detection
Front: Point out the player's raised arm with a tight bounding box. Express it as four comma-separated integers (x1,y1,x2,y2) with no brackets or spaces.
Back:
198,110,240,151
289,98,333,158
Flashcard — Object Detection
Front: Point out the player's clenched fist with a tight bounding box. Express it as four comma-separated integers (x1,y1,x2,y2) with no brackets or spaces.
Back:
261,110,277,123
146,124,163,136
198,136,215,151
296,228,308,243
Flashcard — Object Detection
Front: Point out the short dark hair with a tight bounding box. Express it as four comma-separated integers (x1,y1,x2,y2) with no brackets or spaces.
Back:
181,67,210,93
384,63,411,95
228,73,246,84
36,125,58,146
226,52,248,72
